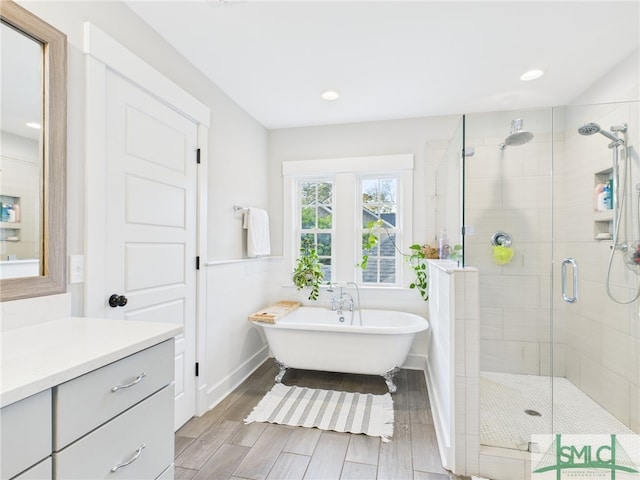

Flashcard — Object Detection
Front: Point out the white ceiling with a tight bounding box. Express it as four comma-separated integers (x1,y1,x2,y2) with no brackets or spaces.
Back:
127,1,638,129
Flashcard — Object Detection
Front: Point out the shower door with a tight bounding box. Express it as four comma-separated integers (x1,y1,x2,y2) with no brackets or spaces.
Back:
551,101,640,457
463,109,555,453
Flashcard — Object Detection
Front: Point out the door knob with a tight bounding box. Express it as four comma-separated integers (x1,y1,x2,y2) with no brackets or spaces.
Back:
109,294,128,308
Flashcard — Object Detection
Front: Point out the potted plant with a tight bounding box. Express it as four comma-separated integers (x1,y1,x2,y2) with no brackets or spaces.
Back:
292,237,324,300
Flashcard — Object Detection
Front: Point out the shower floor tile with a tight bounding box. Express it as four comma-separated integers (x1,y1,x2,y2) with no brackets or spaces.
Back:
480,371,634,451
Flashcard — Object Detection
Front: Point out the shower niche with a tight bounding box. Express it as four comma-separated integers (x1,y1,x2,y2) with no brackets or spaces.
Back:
593,168,614,240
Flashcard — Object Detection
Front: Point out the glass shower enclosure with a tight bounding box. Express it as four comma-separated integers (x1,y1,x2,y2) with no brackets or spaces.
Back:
460,101,639,459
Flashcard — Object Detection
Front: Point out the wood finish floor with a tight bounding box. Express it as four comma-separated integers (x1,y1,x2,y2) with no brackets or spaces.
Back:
174,361,469,480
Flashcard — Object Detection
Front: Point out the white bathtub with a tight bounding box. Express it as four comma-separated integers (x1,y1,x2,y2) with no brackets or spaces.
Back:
251,306,429,392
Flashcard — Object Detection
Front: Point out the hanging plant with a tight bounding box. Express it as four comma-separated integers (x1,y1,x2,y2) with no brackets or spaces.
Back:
407,243,428,300
292,237,324,300
358,223,380,271
358,220,429,301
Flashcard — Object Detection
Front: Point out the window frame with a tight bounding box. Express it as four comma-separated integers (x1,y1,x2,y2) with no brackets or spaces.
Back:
295,176,336,282
357,174,402,286
283,154,414,289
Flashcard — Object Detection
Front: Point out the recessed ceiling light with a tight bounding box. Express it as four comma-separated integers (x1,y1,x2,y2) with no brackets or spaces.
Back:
321,90,340,101
26,122,41,129
520,69,544,81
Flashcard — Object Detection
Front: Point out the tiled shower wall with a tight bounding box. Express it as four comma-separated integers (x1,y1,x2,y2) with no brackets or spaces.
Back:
464,109,559,377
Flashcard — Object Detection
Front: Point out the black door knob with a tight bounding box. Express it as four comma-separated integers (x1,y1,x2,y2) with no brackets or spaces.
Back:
109,294,128,308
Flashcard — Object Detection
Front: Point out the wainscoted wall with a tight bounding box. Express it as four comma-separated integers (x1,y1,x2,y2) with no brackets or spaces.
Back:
199,255,435,412
200,259,273,411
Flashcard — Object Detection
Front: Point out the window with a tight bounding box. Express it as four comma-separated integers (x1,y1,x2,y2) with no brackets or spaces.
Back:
284,154,414,288
298,179,333,282
360,177,398,284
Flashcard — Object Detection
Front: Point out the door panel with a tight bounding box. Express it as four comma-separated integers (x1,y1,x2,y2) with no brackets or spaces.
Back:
125,176,186,227
105,70,197,429
125,244,185,290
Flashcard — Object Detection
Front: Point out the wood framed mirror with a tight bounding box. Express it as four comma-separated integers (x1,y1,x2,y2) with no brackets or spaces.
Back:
0,0,66,301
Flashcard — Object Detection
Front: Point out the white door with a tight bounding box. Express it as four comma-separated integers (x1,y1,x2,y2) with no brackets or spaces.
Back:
103,70,198,429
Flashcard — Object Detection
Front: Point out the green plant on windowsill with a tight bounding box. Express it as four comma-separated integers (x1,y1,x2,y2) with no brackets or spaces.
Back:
449,244,463,262
292,237,324,301
358,220,429,301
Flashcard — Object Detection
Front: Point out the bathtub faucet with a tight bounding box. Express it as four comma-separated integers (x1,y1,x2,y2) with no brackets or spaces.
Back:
327,282,362,325
327,283,341,311
341,292,355,312
327,283,353,313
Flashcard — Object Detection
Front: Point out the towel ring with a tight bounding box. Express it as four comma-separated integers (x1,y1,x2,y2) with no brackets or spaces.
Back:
491,231,512,247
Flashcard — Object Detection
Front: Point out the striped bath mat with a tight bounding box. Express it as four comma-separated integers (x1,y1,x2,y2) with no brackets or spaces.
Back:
244,383,394,442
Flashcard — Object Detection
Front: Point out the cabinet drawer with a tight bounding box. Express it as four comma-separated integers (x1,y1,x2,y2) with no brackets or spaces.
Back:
1,389,51,480
155,464,173,480
54,339,173,449
12,458,51,480
54,385,174,480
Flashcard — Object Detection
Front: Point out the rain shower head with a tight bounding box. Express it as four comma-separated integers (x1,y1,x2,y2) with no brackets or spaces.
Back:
577,122,625,146
500,118,534,149
504,130,534,146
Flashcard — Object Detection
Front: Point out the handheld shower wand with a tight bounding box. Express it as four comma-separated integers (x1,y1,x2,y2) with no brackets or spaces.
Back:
578,121,639,304
577,122,626,147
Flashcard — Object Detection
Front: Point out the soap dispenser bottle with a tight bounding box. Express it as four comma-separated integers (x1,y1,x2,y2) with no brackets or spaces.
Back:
438,229,450,259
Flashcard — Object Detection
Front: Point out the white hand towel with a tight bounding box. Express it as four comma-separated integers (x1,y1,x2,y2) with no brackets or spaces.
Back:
246,207,271,258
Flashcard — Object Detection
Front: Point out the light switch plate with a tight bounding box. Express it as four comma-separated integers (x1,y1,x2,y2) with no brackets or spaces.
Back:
69,255,84,284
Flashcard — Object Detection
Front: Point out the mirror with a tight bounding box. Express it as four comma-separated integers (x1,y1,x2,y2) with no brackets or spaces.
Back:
0,0,66,301
1,19,43,278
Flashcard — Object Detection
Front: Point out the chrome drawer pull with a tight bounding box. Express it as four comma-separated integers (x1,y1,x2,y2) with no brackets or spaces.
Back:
110,372,146,392
110,444,145,473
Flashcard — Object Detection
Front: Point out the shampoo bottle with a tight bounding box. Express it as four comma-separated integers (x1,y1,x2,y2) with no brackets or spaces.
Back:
594,184,605,211
597,188,607,211
603,184,612,210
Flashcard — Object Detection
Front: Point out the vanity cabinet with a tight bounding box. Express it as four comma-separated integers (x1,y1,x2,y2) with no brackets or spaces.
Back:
54,339,173,450
53,339,175,479
0,390,52,480
0,318,182,480
54,383,173,479
12,460,52,480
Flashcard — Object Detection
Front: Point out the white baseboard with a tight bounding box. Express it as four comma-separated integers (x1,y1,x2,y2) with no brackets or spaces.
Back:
202,345,270,413
403,352,427,370
424,358,452,472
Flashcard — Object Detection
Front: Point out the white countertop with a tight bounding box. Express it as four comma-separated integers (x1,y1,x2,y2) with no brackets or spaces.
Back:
1,317,182,408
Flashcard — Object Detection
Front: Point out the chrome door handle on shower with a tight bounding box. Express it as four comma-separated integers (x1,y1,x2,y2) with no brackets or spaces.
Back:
562,258,578,304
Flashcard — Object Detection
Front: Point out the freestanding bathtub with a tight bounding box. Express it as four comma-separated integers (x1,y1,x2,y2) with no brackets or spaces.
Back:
251,306,429,393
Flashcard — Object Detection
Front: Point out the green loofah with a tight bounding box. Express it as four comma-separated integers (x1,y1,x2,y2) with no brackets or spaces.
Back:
493,245,514,265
